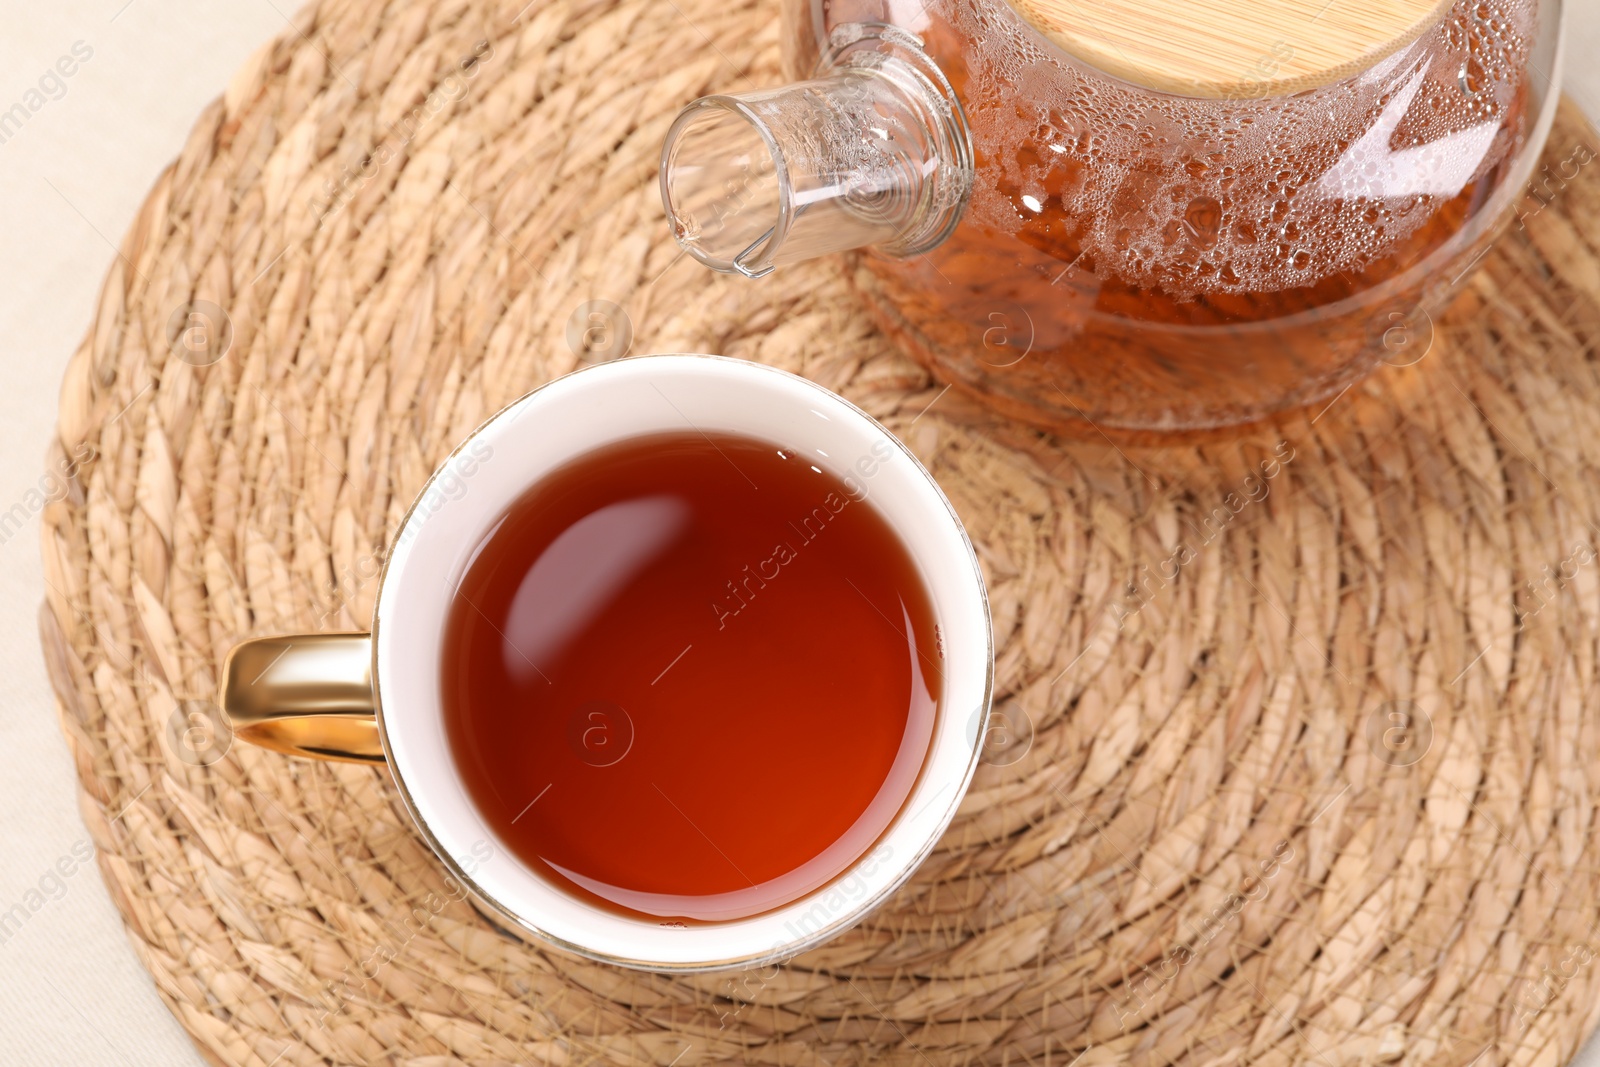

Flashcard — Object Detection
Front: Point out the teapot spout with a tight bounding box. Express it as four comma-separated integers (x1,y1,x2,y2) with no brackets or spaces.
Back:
659,27,972,278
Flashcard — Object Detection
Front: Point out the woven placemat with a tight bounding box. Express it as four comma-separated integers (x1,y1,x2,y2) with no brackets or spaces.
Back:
35,0,1600,1062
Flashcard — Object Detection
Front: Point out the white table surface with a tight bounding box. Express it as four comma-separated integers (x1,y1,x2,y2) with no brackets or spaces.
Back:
1,3,1598,1064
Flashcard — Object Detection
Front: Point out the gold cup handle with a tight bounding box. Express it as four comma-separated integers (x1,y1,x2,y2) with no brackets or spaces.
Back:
218,633,384,763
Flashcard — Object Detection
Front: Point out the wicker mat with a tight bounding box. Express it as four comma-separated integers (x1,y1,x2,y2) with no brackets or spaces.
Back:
34,0,1600,1062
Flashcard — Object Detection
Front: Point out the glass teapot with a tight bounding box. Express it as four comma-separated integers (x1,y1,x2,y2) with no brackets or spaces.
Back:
660,0,1563,436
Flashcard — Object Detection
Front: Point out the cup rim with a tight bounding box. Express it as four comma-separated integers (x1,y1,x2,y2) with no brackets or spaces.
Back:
369,353,994,971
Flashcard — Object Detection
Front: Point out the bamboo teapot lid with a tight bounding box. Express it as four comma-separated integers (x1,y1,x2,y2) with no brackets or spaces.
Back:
1006,0,1456,98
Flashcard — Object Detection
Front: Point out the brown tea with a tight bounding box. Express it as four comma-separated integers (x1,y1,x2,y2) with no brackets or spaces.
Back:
441,431,941,922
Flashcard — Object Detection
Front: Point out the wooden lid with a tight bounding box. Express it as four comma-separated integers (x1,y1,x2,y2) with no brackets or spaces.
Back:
1005,0,1456,99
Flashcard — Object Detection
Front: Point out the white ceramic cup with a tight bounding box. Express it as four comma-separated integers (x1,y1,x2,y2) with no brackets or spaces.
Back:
220,353,992,972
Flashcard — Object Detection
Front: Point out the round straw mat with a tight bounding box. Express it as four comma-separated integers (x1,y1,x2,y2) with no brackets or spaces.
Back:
34,0,1600,1062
